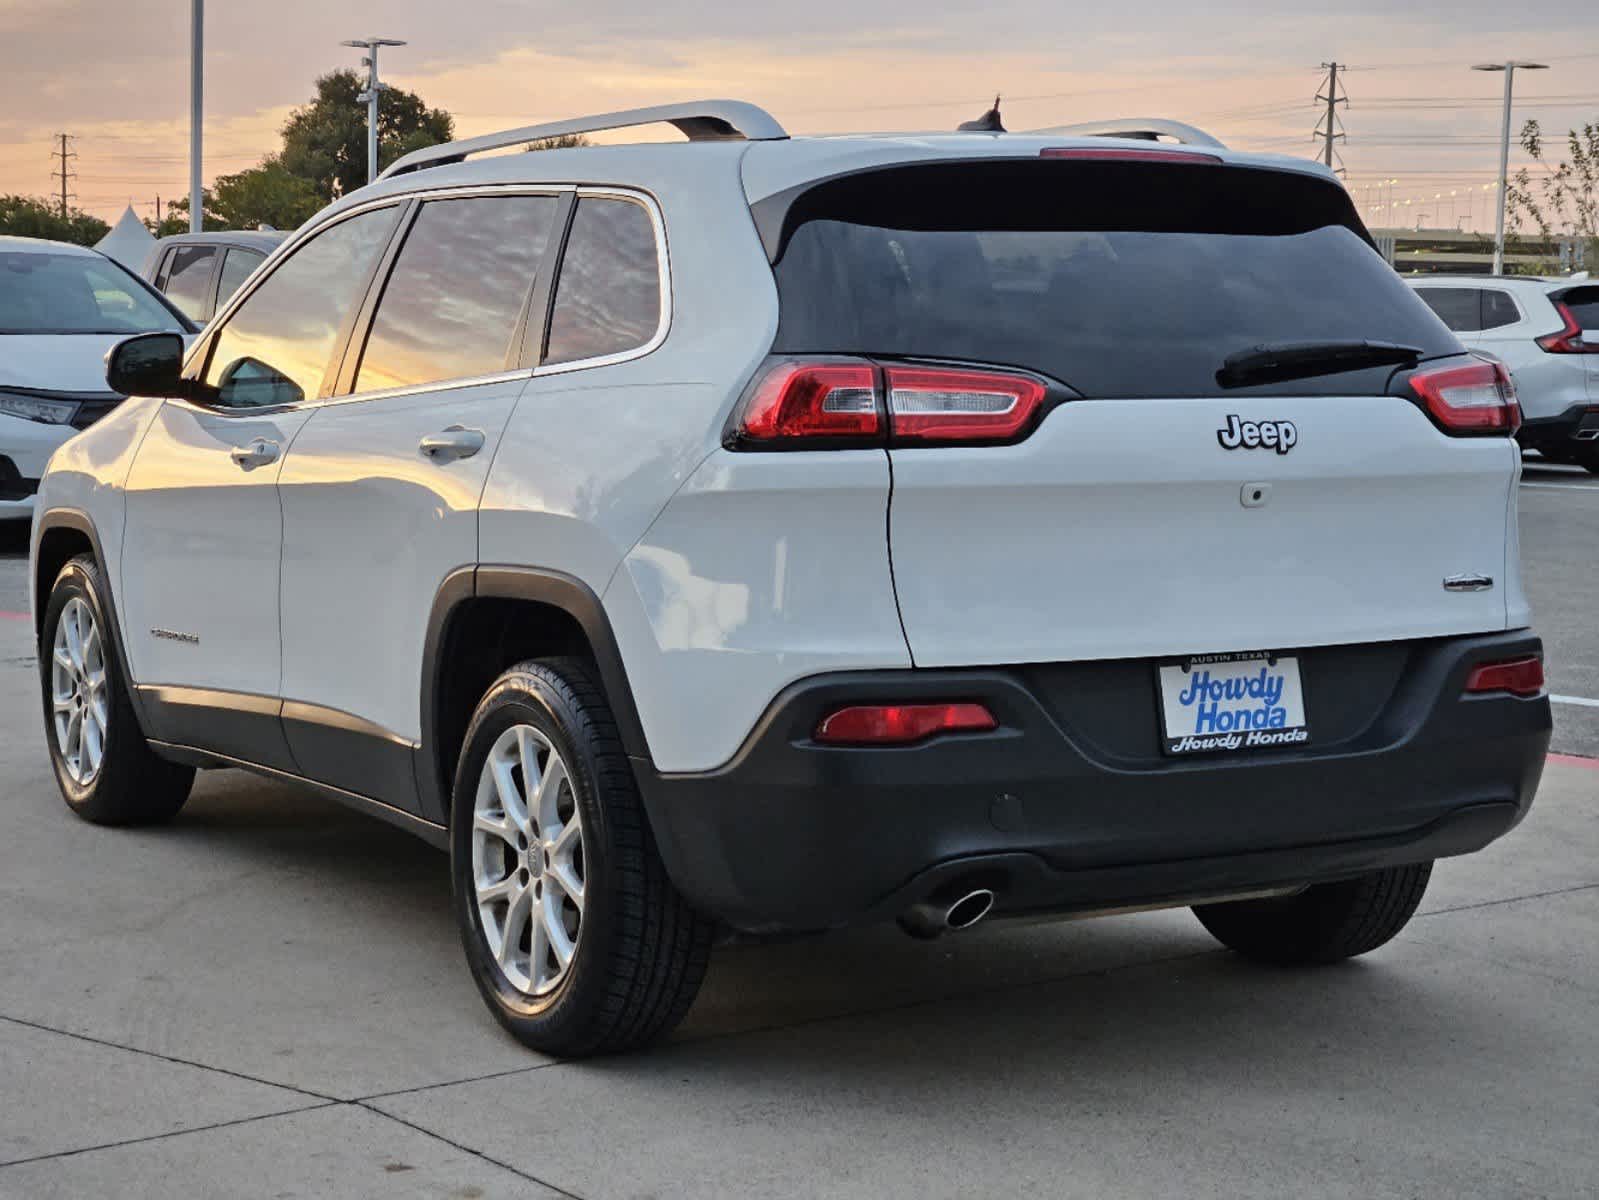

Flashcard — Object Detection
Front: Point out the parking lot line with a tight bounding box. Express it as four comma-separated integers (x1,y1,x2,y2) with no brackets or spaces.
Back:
1551,694,1599,709
1,611,26,621
1548,752,1599,770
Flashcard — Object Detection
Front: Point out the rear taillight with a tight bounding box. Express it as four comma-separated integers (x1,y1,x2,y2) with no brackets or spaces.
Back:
1040,147,1223,165
1536,301,1597,354
1407,359,1521,435
814,702,998,746
728,359,1052,449
1463,657,1544,698
885,366,1047,443
730,360,881,447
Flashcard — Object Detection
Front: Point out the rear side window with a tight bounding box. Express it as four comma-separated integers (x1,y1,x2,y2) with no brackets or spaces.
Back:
1480,289,1520,330
1559,285,1599,330
202,207,399,409
217,248,265,308
161,245,218,320
544,197,662,366
766,161,1460,398
356,194,560,391
1414,287,1482,333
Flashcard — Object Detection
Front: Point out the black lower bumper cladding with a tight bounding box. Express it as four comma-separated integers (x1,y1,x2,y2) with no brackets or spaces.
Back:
637,631,1550,932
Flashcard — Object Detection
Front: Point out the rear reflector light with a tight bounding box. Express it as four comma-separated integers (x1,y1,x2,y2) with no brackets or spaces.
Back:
1040,147,1223,165
731,361,881,445
1407,359,1521,435
886,366,1047,443
1536,301,1597,354
1463,657,1544,698
814,702,998,746
729,360,1054,448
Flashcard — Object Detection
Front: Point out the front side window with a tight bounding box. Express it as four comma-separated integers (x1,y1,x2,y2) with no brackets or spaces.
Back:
1414,287,1482,333
216,248,266,308
202,207,398,409
161,245,218,320
0,251,184,335
544,197,662,366
356,194,560,392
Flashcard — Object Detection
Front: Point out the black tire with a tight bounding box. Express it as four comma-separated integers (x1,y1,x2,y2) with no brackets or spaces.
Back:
450,658,714,1057
1575,445,1599,476
39,554,194,825
1193,863,1432,966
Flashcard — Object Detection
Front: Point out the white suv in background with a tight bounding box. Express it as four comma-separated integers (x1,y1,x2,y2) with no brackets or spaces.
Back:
1408,275,1599,470
30,102,1550,1057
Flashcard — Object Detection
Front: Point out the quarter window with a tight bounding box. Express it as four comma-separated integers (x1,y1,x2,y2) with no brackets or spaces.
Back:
202,207,399,409
1414,287,1481,333
544,197,662,366
1480,289,1519,331
161,245,218,320
356,195,560,392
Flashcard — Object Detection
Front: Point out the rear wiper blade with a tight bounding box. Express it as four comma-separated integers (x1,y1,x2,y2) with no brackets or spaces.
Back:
1217,340,1424,389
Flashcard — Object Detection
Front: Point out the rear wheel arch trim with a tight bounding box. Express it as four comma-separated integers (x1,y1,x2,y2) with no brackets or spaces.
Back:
419,565,653,825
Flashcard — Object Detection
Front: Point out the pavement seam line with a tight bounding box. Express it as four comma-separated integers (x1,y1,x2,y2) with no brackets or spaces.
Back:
355,1059,563,1103
0,1013,339,1104
354,1101,588,1199
0,1101,339,1170
1416,880,1599,919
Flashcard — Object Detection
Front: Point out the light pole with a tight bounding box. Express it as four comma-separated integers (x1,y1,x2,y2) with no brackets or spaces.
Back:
1472,60,1549,275
341,36,407,185
189,0,203,232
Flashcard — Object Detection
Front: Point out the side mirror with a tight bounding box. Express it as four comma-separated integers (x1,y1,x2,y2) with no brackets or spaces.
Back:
106,332,188,398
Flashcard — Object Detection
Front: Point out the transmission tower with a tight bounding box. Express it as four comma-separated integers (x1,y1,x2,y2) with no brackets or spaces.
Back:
51,133,78,217
1314,63,1348,176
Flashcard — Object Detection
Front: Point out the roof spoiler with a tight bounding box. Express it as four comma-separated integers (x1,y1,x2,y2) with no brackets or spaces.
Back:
380,100,789,179
1024,118,1226,149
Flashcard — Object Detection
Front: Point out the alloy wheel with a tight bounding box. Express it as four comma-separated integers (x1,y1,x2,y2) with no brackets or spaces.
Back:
50,596,108,786
471,724,586,996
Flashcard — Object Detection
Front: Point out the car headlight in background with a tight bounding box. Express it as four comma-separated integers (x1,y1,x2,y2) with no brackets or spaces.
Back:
0,392,80,425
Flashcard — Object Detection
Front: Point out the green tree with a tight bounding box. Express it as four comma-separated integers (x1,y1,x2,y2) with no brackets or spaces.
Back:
0,195,110,246
1507,118,1599,273
524,134,592,152
277,69,454,200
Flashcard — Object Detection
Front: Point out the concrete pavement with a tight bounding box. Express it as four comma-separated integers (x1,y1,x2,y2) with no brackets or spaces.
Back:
1,608,1596,1197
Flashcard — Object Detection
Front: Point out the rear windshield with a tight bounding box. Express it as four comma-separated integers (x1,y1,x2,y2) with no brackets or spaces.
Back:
765,160,1460,398
1559,285,1599,329
0,250,185,335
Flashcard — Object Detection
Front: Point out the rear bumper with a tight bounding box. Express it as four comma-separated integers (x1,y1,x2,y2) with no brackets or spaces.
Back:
637,631,1551,931
1519,402,1599,448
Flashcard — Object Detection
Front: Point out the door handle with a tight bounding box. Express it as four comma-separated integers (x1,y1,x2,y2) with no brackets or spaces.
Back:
229,438,280,470
419,426,486,462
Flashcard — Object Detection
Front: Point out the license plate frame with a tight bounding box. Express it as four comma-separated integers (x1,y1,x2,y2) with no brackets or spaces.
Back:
1156,650,1310,756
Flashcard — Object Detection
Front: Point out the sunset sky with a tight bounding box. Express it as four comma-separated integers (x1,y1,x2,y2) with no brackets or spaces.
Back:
3,0,1596,231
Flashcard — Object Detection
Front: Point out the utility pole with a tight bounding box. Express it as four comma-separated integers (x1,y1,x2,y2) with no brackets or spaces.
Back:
190,0,203,232
50,134,77,217
341,36,407,185
1314,62,1348,176
1472,60,1548,275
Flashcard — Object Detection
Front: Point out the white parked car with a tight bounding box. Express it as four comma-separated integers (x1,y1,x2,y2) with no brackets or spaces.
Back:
142,230,288,325
29,103,1550,1057
1407,275,1599,471
0,237,194,520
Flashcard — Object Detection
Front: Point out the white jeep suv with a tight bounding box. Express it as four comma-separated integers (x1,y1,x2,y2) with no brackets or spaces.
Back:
30,102,1551,1057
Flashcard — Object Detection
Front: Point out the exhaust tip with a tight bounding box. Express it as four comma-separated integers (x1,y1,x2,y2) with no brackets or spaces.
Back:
945,888,995,931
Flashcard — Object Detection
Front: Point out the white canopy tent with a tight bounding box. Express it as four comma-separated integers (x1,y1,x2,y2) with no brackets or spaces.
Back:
94,205,157,271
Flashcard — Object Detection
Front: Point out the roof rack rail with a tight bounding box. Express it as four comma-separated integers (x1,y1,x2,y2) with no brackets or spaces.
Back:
1025,118,1226,149
380,99,788,179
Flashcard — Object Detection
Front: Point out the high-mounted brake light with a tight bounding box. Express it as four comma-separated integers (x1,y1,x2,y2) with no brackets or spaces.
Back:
1040,147,1223,165
886,366,1048,443
1407,359,1521,435
1536,301,1597,355
729,360,881,446
814,702,998,746
1463,657,1544,698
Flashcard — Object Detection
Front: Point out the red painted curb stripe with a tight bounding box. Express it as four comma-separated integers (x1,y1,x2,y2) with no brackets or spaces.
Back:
0,611,28,621
1548,753,1599,771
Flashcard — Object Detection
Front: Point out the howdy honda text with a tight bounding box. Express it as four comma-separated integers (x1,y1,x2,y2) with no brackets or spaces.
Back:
1217,415,1298,454
1158,653,1310,756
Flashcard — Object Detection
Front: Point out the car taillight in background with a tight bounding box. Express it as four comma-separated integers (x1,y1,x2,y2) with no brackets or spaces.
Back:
1407,359,1521,435
1463,657,1545,698
1536,301,1598,354
727,358,1053,448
